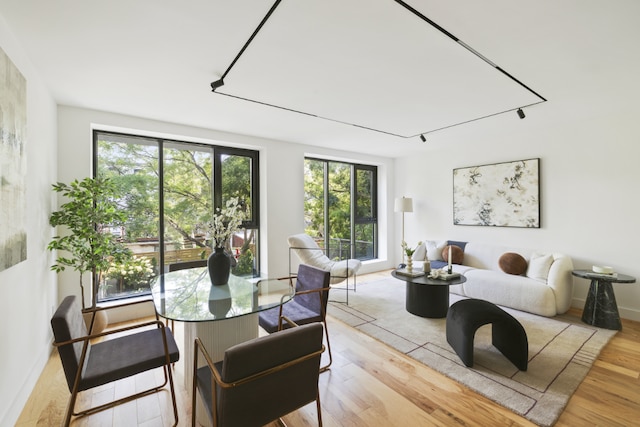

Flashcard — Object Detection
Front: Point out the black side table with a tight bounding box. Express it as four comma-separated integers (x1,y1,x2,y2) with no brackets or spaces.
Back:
572,270,636,330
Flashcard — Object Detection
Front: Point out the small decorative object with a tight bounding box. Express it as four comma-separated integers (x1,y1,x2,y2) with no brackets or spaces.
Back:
203,197,245,286
448,245,453,274
401,240,422,273
592,265,614,275
423,259,431,274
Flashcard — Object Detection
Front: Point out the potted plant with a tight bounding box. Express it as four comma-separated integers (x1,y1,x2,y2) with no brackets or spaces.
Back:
48,177,131,331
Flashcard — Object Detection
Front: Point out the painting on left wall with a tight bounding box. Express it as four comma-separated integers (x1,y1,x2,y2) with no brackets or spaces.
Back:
0,47,27,271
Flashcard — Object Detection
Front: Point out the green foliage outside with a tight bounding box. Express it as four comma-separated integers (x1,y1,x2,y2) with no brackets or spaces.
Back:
96,137,257,294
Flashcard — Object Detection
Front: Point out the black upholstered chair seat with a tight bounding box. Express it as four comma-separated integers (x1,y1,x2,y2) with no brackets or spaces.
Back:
80,327,179,391
258,300,323,332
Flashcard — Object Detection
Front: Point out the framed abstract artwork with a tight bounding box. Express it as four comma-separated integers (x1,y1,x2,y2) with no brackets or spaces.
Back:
0,47,28,271
453,158,540,228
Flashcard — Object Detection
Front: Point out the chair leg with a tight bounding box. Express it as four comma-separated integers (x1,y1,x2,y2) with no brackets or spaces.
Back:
316,390,323,427
320,319,333,373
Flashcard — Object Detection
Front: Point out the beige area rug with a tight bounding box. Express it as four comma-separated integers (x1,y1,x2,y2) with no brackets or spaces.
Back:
327,277,617,427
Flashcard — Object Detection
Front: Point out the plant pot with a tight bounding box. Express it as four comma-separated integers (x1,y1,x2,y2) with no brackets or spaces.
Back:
208,247,231,286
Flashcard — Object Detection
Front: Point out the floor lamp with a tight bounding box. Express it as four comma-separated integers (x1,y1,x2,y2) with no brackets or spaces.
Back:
394,196,413,266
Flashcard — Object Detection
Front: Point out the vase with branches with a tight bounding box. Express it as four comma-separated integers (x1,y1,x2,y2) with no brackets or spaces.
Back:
202,197,246,285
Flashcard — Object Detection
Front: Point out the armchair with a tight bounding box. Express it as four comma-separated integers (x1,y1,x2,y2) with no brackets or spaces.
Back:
288,233,362,304
51,296,180,426
192,323,325,426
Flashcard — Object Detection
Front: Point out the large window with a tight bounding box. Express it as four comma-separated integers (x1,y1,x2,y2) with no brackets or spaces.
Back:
94,130,259,302
304,158,377,260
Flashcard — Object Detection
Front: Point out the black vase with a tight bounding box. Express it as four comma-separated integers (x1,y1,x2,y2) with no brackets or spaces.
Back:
208,247,231,286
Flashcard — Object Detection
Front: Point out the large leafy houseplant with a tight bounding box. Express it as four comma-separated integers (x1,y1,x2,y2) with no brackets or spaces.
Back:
48,177,131,310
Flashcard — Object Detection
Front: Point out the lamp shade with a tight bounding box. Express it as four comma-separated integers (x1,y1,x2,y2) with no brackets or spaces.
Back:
394,197,413,213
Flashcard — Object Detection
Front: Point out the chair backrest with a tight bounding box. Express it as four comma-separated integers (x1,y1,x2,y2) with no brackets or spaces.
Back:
217,323,324,426
288,233,333,270
295,263,331,317
168,259,207,271
51,296,88,391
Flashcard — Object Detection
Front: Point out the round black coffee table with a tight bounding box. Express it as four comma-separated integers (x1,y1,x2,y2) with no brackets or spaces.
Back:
391,270,467,318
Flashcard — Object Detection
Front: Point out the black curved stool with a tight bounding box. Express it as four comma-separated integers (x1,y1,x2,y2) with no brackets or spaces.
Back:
446,299,528,371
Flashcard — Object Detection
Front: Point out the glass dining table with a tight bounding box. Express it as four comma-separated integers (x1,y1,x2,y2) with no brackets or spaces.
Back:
149,267,295,412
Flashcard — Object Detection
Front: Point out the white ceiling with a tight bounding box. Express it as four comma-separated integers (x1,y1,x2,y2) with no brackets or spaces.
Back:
1,0,639,157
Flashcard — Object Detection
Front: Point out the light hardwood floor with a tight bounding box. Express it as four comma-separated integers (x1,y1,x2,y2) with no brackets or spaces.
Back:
16,270,640,426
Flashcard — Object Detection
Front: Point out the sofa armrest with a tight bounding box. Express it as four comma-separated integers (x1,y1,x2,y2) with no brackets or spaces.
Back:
546,254,574,314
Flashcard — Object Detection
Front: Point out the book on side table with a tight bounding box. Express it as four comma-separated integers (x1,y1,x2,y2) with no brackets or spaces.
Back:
437,272,461,281
395,268,425,278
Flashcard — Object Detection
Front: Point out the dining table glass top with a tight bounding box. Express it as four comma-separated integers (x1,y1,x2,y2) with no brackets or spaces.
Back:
150,267,294,322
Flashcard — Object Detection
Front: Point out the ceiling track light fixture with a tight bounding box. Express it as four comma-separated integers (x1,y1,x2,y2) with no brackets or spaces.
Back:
210,0,545,138
210,78,225,92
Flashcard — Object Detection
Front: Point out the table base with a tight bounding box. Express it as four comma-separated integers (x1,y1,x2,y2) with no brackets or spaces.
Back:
406,282,450,318
183,313,259,426
582,280,621,330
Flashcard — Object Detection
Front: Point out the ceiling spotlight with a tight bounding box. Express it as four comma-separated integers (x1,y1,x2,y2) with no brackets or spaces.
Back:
517,108,525,119
210,78,225,92
420,134,427,142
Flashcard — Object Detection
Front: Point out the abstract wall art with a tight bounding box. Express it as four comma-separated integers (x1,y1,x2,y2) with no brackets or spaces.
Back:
453,158,540,228
0,46,27,271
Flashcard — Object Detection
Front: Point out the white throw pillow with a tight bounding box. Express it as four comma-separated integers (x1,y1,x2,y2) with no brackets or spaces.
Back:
412,242,426,261
426,240,447,261
526,253,554,282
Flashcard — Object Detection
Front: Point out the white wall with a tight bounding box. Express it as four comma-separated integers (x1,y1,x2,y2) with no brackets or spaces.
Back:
56,106,395,299
394,102,640,321
0,14,58,427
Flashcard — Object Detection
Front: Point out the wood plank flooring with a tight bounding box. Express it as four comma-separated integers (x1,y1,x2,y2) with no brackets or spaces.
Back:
16,270,640,426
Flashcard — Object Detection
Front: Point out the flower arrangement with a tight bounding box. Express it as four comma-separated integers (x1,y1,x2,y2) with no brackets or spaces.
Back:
401,240,422,257
205,197,245,249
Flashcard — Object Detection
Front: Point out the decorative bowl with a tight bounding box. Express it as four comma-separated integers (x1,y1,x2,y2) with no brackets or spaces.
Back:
592,265,614,274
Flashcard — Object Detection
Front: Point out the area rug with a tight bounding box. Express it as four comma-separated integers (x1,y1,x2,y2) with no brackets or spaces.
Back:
327,277,617,427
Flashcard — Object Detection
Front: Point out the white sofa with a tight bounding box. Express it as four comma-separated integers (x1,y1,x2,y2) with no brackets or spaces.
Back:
413,240,574,317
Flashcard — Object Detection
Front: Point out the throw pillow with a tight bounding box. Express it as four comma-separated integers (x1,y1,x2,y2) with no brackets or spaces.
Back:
526,253,554,282
498,252,528,275
413,242,426,261
426,240,446,261
442,245,464,265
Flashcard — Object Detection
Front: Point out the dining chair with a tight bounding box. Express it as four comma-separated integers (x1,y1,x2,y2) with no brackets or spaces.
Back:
258,263,333,372
51,295,180,426
168,259,207,271
192,323,325,426
287,233,361,304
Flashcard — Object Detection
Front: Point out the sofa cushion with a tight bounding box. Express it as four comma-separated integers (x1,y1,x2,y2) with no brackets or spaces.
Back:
498,252,528,275
426,240,446,261
413,242,427,261
526,253,554,282
442,245,464,265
